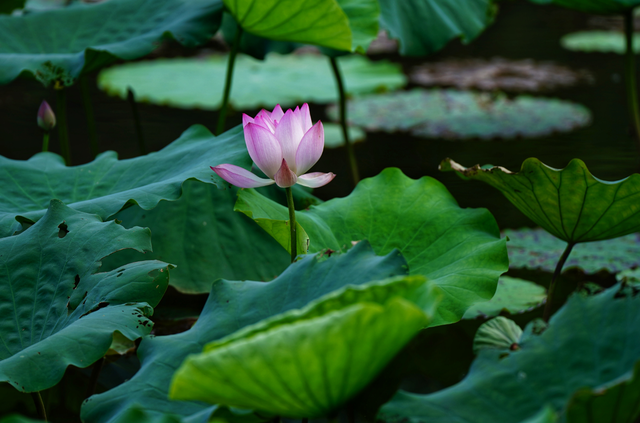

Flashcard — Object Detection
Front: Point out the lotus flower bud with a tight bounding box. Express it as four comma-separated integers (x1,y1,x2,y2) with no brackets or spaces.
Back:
37,100,56,131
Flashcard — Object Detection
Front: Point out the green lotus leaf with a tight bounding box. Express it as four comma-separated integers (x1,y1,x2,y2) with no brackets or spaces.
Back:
170,276,441,417
0,125,249,238
221,0,379,58
504,227,640,273
521,407,558,423
617,267,640,284
222,0,353,51
441,158,640,243
81,242,409,423
0,200,171,393
0,0,223,86
529,0,640,14
100,180,290,294
98,53,406,110
463,277,546,319
378,0,496,56
327,89,591,140
561,31,640,54
379,284,640,422
565,361,640,422
234,168,508,326
472,316,523,353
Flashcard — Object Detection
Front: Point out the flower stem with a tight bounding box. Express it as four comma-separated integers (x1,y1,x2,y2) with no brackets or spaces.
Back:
329,56,360,187
31,391,47,421
56,88,71,165
216,24,243,136
624,8,640,145
80,75,99,158
127,87,147,155
543,242,575,322
42,132,50,152
285,187,297,263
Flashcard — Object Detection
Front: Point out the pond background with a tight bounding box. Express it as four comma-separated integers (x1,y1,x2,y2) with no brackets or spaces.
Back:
0,0,633,401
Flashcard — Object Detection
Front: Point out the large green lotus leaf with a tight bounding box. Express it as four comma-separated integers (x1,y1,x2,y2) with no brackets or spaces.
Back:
323,123,366,148
234,168,508,326
378,0,495,56
462,276,546,319
0,416,44,423
561,31,640,54
0,125,249,238
100,180,290,294
378,284,640,422
81,242,409,423
441,158,640,243
326,89,591,140
529,0,640,14
222,0,379,58
0,200,171,393
565,361,640,422
98,53,406,110
170,276,441,417
504,227,640,273
223,0,352,51
0,0,223,86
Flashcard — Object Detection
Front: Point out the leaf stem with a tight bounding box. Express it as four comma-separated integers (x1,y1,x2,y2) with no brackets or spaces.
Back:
624,8,640,146
216,24,243,136
285,187,297,263
42,132,50,152
31,391,47,421
56,88,71,165
543,242,575,322
80,75,99,158
329,56,360,187
85,356,105,399
127,87,147,155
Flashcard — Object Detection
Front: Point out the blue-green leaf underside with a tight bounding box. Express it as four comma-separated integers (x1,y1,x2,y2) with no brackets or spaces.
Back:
0,125,249,238
0,0,223,86
0,200,171,392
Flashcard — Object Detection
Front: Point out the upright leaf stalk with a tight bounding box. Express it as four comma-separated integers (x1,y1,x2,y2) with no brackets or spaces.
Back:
329,57,360,186
543,242,575,322
127,87,147,155
285,187,297,263
216,24,243,136
624,8,640,146
80,75,99,158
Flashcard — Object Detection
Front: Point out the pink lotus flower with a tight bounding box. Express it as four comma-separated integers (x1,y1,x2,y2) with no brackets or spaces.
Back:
211,104,335,188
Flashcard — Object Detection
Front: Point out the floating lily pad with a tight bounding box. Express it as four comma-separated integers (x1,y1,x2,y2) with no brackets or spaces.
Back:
561,31,640,54
0,125,249,238
81,242,411,423
617,267,640,283
410,58,594,92
170,276,441,418
98,53,406,110
463,277,547,319
0,200,171,393
441,158,640,243
378,0,496,56
323,123,366,148
529,0,640,14
327,89,591,140
234,168,508,327
504,227,640,274
379,284,640,422
0,0,223,86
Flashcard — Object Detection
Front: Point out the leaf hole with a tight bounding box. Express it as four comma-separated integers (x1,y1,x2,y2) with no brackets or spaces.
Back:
58,222,69,238
73,275,80,289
